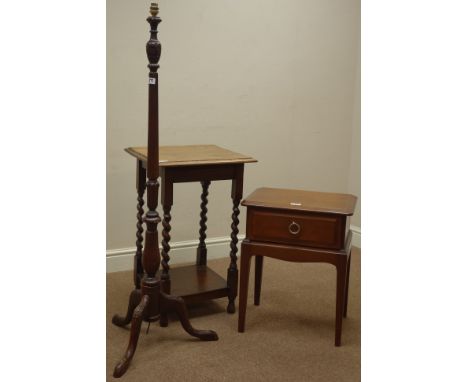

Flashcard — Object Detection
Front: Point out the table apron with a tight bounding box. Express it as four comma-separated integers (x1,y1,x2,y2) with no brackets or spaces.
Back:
161,164,241,183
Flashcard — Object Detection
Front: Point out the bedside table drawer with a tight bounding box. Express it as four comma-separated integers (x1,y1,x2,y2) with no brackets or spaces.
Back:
246,208,345,249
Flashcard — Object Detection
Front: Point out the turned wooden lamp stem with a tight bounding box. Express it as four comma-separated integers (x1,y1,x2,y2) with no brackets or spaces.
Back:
144,3,162,273
141,2,162,315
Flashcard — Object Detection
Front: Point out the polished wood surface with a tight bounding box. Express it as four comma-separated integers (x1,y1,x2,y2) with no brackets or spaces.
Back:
242,187,357,215
126,145,257,167
238,188,357,347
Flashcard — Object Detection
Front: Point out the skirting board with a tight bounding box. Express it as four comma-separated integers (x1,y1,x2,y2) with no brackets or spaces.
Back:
106,225,361,273
106,236,243,273
351,225,361,248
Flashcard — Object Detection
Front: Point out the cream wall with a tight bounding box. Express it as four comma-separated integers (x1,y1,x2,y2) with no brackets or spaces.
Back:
107,0,360,252
348,39,361,228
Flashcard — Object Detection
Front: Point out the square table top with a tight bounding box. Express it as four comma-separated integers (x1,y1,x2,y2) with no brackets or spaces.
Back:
242,187,357,216
125,145,257,167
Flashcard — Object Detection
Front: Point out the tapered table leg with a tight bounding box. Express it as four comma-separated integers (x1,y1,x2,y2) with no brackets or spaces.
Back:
238,243,252,332
254,256,264,306
343,251,352,318
196,181,210,266
335,255,347,346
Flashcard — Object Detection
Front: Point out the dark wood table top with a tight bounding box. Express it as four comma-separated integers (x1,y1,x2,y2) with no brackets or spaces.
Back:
242,187,357,215
125,145,257,167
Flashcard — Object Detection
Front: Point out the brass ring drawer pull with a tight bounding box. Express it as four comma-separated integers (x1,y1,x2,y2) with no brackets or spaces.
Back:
288,221,301,235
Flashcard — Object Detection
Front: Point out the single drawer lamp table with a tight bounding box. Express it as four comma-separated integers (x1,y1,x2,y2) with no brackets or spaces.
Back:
122,144,257,320
238,187,357,346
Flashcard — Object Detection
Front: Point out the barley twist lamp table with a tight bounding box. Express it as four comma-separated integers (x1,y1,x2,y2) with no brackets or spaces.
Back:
237,187,357,346
123,144,257,324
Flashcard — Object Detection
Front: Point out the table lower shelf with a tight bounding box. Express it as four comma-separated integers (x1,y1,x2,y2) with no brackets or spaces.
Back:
157,264,229,304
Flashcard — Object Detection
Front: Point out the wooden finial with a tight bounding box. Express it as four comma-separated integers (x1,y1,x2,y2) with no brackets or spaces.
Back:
150,3,159,17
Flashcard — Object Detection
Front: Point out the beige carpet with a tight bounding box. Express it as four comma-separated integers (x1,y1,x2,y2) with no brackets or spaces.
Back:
107,248,360,381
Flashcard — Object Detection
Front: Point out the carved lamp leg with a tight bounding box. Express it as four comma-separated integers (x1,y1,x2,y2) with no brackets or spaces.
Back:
113,295,149,378
196,181,211,266
343,251,352,318
335,255,347,346
161,292,218,341
112,289,142,327
254,256,264,306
